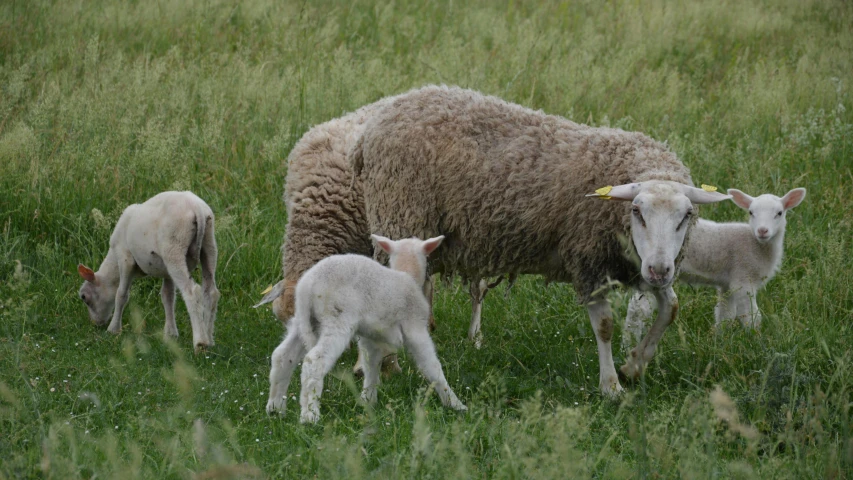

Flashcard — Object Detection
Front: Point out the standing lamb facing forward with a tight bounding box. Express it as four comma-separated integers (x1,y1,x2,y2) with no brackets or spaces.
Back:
266,235,467,424
77,191,219,352
623,187,806,346
351,85,731,396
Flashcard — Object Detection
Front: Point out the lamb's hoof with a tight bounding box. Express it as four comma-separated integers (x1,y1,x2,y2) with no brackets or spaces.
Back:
360,390,377,405
380,355,402,378
300,410,320,424
619,361,644,382
106,325,121,335
194,342,211,354
599,377,625,400
451,401,468,412
266,399,286,415
164,329,179,339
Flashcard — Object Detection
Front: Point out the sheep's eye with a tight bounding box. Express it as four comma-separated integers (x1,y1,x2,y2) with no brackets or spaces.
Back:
776,211,782,217
676,211,691,231
749,210,753,216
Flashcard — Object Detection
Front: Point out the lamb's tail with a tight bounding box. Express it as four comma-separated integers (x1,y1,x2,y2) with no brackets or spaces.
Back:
292,290,318,350
348,134,365,190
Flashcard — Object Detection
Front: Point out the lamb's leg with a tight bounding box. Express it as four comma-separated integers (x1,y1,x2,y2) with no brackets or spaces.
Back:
403,324,466,411
161,278,178,338
300,328,354,424
586,299,623,398
623,291,655,353
621,286,678,380
714,287,737,329
266,328,305,414
424,275,436,331
107,255,135,335
468,279,486,349
735,287,761,330
165,259,205,352
358,338,386,406
200,220,220,345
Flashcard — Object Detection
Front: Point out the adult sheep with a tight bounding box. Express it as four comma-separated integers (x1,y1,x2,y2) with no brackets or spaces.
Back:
351,85,731,397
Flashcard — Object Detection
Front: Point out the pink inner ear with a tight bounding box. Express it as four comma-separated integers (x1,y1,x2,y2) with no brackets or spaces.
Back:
376,240,394,254
78,264,96,283
783,189,806,210
728,190,753,210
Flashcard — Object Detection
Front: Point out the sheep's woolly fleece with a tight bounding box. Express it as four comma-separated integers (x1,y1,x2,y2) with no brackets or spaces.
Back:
351,85,697,302
273,95,400,321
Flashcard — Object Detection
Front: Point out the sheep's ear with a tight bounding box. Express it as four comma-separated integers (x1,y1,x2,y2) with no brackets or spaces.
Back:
370,234,395,254
683,185,732,204
781,188,806,210
422,235,444,256
726,189,753,210
78,264,97,284
585,183,641,201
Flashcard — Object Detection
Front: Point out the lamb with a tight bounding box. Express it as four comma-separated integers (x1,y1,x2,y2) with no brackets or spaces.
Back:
77,191,219,352
623,187,806,346
265,235,467,424
351,85,732,397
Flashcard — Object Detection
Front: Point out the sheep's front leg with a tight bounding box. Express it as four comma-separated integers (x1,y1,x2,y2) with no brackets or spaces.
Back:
200,231,220,342
403,325,466,412
735,287,761,330
107,256,135,334
358,338,386,406
300,329,354,424
266,328,305,414
468,279,487,349
623,291,655,353
587,300,623,398
161,278,178,338
621,286,678,380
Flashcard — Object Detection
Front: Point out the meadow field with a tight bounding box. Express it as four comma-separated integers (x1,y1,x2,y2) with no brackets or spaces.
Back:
1,0,852,477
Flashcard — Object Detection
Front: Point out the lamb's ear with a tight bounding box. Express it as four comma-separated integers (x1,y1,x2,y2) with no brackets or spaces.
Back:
683,185,731,204
78,264,97,284
370,234,395,254
726,189,753,210
585,183,641,201
781,188,806,210
421,235,445,256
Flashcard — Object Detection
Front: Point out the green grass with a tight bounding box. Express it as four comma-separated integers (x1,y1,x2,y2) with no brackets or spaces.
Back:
1,0,852,477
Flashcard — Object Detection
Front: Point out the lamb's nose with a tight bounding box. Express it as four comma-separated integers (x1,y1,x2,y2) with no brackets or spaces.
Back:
757,227,768,237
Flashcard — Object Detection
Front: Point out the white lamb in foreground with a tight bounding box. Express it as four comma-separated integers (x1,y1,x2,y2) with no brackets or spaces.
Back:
266,235,467,424
623,187,806,347
77,191,219,352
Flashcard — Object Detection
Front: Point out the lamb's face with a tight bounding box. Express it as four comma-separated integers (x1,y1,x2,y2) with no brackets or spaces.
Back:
77,265,115,326
587,180,732,288
727,188,806,244
747,195,786,243
629,184,694,287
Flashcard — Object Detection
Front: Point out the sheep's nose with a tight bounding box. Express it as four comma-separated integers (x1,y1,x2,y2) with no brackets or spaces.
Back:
647,264,673,285
757,227,769,237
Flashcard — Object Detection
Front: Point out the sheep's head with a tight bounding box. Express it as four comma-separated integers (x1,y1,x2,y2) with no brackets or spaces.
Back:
371,234,444,285
588,181,731,287
77,264,114,326
728,188,806,243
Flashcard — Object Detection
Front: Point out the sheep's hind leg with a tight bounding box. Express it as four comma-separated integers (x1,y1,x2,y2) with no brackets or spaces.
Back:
161,278,178,338
403,325,466,412
266,328,305,414
586,299,623,398
621,286,678,381
165,259,205,352
199,228,220,347
300,326,355,424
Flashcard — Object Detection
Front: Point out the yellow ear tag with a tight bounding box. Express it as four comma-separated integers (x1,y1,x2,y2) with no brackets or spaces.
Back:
260,285,273,295
594,185,613,200
701,184,718,192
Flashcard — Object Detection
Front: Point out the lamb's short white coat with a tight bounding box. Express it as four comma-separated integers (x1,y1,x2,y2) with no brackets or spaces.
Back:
77,191,219,351
623,187,806,347
266,235,466,424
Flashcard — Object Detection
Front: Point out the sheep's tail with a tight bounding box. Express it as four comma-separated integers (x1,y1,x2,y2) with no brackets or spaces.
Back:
292,290,318,350
348,134,365,190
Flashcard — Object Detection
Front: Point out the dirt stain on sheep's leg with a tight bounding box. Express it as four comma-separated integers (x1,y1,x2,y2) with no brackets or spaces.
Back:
597,317,614,343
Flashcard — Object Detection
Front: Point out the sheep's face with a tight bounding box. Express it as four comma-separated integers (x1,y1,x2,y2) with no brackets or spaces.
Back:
77,265,115,326
728,188,806,244
588,180,732,287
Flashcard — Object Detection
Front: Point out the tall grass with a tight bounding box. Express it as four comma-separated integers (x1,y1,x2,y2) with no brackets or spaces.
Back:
1,0,851,477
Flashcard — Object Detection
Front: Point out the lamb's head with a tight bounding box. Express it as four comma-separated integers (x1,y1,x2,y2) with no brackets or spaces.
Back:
728,188,806,243
588,181,732,287
77,264,115,326
371,234,444,285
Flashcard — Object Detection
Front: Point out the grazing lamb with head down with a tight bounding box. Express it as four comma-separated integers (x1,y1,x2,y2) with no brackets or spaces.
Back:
351,85,731,397
77,191,219,352
266,234,467,424
623,187,806,346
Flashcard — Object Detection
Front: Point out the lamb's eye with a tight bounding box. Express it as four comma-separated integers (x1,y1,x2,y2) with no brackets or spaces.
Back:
776,211,782,217
80,294,87,302
632,205,641,215
749,210,753,216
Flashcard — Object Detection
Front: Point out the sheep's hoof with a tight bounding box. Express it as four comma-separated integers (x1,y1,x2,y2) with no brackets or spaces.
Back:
300,410,320,424
619,361,644,381
450,401,468,412
266,399,286,415
380,354,402,378
194,343,211,354
106,325,122,335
